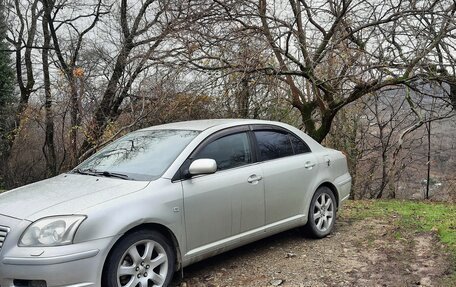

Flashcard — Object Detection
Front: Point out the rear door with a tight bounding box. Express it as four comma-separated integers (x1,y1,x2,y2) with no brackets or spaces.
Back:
180,127,265,253
252,126,318,225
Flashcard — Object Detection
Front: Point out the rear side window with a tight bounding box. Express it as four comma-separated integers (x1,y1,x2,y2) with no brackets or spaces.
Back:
195,132,252,171
289,133,311,154
254,131,293,161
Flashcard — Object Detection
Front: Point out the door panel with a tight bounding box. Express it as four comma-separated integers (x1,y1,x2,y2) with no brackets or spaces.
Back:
182,165,264,252
261,153,318,224
238,168,264,233
182,130,265,253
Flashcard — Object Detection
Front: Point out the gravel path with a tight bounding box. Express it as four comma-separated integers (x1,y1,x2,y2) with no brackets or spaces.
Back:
171,212,453,286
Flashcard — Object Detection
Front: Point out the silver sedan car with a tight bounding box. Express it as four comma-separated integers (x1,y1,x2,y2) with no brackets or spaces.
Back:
0,119,351,287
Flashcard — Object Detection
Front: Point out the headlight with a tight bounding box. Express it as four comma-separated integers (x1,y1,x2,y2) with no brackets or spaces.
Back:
19,215,86,247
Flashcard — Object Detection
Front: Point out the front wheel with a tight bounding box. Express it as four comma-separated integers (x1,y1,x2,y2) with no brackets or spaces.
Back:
304,186,336,238
103,230,175,287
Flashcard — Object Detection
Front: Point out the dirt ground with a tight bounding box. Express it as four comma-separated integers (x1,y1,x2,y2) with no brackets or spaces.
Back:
171,213,454,287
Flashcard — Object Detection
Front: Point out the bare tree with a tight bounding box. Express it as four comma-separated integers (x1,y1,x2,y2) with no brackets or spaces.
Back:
3,0,455,195
0,0,15,166
188,0,456,142
41,5,56,176
74,0,218,160
365,91,414,199
334,85,454,199
41,0,110,166
5,0,41,151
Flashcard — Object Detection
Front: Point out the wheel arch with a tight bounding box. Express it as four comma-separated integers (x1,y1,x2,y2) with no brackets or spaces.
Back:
101,222,182,282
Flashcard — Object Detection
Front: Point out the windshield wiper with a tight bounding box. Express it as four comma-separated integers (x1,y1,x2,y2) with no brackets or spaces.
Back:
98,171,130,180
73,168,130,180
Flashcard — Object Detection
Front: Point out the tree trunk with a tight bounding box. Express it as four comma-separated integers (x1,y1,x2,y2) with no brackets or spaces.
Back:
41,14,57,177
5,0,40,157
78,44,133,157
376,123,387,199
237,77,250,118
376,148,387,199
300,104,336,143
69,81,79,167
426,120,431,199
449,81,456,112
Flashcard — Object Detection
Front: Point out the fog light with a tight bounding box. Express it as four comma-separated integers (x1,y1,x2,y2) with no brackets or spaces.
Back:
13,280,47,287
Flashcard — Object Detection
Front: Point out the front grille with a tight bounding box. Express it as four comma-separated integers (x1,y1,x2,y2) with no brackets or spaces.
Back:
0,225,10,253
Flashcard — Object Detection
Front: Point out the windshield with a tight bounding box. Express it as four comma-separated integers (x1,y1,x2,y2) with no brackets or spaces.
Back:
74,129,200,180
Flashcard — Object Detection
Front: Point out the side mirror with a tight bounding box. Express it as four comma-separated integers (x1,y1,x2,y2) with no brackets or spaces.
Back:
188,159,217,176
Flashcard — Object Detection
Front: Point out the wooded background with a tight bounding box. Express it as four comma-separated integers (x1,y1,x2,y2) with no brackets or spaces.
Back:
0,0,455,200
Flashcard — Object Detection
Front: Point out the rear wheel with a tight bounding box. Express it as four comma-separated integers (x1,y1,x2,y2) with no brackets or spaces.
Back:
304,186,336,238
103,230,175,287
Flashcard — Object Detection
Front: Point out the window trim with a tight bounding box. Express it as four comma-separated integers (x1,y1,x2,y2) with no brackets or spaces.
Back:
189,125,252,158
171,124,312,181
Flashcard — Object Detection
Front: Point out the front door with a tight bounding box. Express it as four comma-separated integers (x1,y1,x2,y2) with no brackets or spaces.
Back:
181,129,265,254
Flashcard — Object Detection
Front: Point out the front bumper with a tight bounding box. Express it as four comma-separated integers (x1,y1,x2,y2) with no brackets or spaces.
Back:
0,215,118,287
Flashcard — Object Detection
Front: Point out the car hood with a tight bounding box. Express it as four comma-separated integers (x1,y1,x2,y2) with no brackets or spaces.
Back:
0,174,150,221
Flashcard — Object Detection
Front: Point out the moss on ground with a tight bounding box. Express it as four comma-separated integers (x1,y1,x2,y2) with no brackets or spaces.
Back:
342,199,456,285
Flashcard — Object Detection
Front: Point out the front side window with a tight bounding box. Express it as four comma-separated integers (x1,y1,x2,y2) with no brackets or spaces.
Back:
254,130,294,161
195,132,252,171
75,129,200,180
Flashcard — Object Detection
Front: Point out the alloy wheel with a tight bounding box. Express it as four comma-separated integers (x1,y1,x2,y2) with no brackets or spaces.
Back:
117,239,168,287
313,192,334,232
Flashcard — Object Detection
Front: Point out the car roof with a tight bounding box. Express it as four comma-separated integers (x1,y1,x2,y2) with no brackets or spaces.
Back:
140,119,281,131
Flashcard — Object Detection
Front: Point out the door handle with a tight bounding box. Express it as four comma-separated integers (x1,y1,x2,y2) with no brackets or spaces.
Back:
304,161,316,169
247,174,263,183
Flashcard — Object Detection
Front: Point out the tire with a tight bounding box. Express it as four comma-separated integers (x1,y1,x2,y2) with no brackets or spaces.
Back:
304,186,337,238
102,229,175,287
